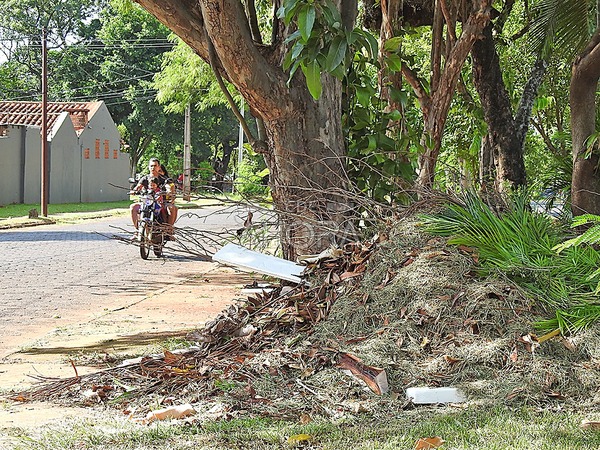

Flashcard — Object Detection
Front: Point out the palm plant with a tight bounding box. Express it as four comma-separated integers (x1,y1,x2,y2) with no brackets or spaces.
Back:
422,191,600,334
528,0,592,60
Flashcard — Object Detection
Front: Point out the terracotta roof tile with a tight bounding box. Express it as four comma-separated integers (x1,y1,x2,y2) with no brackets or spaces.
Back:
0,101,101,133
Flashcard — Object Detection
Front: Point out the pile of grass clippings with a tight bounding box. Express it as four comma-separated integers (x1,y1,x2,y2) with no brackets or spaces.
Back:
310,218,600,409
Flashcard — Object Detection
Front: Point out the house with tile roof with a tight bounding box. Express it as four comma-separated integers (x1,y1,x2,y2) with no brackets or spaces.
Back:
0,101,130,205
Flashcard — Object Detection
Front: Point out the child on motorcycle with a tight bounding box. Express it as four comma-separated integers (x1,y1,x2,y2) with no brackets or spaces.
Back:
149,177,168,224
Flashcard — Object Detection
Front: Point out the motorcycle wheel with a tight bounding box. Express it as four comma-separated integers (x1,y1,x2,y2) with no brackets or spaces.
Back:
139,222,151,260
152,233,165,258
152,228,163,257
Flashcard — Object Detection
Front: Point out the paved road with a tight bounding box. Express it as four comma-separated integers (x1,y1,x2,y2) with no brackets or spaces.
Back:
0,204,255,354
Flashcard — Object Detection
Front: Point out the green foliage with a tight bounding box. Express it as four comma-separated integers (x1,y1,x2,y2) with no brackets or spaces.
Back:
235,154,269,197
0,0,103,97
553,214,600,298
553,214,600,253
422,191,600,334
342,41,419,204
193,161,214,185
153,38,244,180
278,0,377,99
154,38,242,112
528,0,593,60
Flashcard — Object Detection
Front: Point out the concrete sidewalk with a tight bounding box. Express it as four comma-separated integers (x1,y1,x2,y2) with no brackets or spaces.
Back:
0,262,257,436
1,263,254,392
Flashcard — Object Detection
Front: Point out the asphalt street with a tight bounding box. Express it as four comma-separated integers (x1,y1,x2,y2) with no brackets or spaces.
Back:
0,204,254,354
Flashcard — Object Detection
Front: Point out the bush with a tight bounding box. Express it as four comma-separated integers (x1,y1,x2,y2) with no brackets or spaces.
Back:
235,158,269,196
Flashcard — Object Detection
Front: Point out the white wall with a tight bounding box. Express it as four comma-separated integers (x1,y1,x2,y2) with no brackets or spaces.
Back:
79,103,129,202
0,101,130,205
0,125,23,204
49,112,81,203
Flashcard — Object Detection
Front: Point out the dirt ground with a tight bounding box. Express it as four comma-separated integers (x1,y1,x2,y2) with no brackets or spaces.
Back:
0,263,254,436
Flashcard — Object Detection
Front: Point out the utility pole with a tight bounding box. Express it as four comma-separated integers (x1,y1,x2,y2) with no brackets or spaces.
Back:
40,27,49,217
183,104,191,201
236,101,244,192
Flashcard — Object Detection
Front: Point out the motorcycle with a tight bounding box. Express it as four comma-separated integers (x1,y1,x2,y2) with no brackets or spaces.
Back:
134,188,169,259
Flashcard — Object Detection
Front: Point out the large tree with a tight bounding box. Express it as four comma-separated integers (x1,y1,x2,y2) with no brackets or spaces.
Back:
0,0,104,98
133,0,359,259
571,29,600,215
471,3,547,193
530,0,600,216
363,0,492,189
95,0,175,176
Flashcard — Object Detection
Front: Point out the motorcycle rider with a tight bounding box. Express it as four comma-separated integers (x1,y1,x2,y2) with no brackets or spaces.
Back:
130,157,177,237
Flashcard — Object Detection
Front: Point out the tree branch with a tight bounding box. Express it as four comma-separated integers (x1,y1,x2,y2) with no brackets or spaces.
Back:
199,0,294,121
245,0,263,44
204,26,267,154
515,57,548,147
402,64,430,113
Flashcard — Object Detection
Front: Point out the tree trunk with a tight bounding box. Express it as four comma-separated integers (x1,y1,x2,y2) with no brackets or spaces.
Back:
134,0,354,259
412,0,491,188
471,23,527,192
212,139,234,191
257,70,348,258
571,30,600,216
478,132,495,189
378,0,404,120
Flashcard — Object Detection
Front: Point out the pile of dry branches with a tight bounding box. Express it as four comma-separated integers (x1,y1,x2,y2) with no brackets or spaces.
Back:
12,217,600,420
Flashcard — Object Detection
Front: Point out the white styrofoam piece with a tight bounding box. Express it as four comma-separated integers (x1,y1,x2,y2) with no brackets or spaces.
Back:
406,387,466,404
213,243,306,284
241,287,275,294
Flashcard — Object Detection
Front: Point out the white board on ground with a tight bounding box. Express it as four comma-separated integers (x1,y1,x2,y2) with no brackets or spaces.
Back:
406,387,466,404
212,243,306,284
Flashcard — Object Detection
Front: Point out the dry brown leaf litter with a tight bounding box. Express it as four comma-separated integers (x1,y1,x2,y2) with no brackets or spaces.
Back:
10,218,600,420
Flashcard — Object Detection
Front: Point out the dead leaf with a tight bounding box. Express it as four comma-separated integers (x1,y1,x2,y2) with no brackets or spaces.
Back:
544,391,565,399
337,353,389,395
581,420,600,430
345,336,369,344
518,333,540,353
443,355,461,365
451,290,466,306
376,268,396,289
464,318,479,334
506,387,524,400
287,434,311,445
325,270,341,284
423,251,449,259
562,338,576,352
340,270,364,280
415,436,445,449
245,383,256,398
137,404,196,424
510,347,518,363
402,257,415,267
299,413,312,425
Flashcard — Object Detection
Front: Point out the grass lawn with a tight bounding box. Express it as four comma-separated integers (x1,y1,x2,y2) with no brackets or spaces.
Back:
7,404,600,449
0,196,226,220
0,201,131,219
